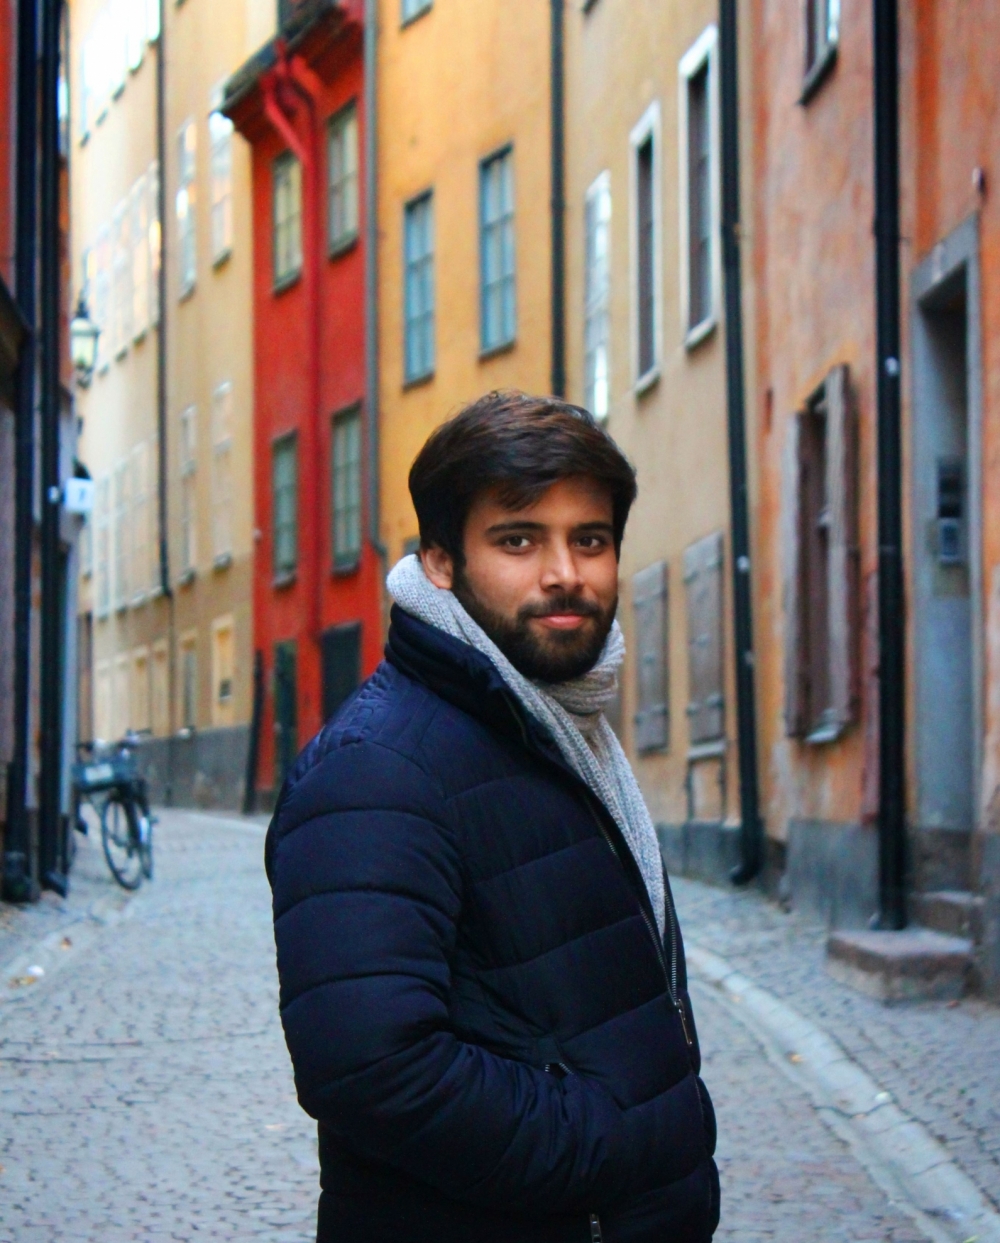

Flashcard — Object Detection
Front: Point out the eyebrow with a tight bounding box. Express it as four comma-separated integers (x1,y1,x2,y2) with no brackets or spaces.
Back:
484,520,615,536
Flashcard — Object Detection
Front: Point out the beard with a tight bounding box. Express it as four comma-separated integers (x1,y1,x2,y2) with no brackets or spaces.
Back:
452,567,617,683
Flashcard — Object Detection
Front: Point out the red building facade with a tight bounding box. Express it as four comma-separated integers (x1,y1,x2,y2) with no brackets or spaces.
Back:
225,0,381,802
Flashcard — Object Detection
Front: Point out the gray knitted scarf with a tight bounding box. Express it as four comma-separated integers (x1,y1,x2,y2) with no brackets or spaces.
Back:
387,554,666,935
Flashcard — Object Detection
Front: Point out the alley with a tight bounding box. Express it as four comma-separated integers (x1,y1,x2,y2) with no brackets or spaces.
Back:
1,811,997,1242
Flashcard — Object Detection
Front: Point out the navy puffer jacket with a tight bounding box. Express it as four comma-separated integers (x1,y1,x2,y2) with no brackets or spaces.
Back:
266,607,720,1243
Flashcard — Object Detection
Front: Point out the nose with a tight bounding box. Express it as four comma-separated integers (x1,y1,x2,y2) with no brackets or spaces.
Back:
539,536,584,595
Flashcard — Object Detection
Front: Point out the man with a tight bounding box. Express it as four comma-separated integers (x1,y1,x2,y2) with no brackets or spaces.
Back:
266,392,719,1243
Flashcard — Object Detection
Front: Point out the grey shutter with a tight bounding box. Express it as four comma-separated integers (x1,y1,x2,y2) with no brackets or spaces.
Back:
632,560,669,753
684,531,725,744
783,412,808,737
824,363,859,731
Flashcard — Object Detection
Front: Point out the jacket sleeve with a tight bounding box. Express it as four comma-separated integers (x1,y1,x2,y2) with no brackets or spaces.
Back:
266,737,639,1213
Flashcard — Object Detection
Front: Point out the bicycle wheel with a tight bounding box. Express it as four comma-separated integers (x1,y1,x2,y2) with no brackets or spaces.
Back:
138,808,154,881
101,793,144,890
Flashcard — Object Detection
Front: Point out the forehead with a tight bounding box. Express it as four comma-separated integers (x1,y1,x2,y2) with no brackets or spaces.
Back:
468,476,614,526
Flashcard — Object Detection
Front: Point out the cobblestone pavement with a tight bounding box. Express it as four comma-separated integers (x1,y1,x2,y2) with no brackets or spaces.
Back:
1,811,993,1241
672,875,1000,1218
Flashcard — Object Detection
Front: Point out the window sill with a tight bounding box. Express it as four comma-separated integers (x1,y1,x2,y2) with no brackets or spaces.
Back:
273,270,302,296
401,2,432,30
582,0,600,11
329,232,359,261
685,315,717,352
403,368,435,391
687,738,727,761
800,42,838,105
212,247,232,271
479,339,516,363
178,567,196,588
804,718,845,746
273,569,297,590
213,552,232,572
132,327,147,346
178,283,196,304
332,557,360,578
634,365,661,398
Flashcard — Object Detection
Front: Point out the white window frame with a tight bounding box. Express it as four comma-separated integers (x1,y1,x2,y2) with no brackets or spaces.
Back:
583,171,612,421
131,441,150,603
180,405,198,579
678,25,721,350
176,119,197,298
112,459,131,611
479,145,517,354
403,190,435,383
148,160,161,326
629,101,662,393
209,92,234,266
328,101,360,255
95,476,111,618
211,381,234,566
131,173,149,339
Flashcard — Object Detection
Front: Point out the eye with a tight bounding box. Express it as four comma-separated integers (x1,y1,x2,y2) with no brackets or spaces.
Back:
500,534,533,550
576,533,610,551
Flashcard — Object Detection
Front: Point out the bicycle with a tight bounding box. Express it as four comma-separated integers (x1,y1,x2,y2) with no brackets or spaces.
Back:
72,735,155,890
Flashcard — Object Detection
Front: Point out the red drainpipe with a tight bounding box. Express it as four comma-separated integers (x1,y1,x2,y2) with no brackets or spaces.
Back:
261,43,324,646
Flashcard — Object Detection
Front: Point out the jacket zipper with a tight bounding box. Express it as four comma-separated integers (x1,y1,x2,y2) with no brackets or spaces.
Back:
585,800,692,1048
589,1212,604,1242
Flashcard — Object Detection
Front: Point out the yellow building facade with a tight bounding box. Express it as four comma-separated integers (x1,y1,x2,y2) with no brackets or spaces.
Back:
71,0,273,804
565,0,741,870
377,0,553,562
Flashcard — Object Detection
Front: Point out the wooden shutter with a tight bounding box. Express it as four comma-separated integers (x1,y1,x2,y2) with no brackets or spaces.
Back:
783,412,808,737
684,531,725,744
824,363,859,731
632,560,669,753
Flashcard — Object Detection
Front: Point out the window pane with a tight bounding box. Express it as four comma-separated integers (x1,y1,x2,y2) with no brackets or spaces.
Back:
584,175,611,419
210,110,234,262
687,63,712,330
273,153,302,286
273,435,298,576
404,193,434,382
636,136,655,376
480,149,515,352
328,104,359,251
332,408,363,567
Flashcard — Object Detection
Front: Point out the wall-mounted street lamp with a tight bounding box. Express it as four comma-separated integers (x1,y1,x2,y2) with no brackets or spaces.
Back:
70,295,100,385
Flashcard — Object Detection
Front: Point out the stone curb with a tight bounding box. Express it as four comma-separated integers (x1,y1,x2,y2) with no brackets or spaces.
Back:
687,942,1000,1243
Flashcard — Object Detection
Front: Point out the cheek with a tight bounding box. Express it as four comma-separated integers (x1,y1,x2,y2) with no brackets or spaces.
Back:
583,554,620,605
463,548,538,615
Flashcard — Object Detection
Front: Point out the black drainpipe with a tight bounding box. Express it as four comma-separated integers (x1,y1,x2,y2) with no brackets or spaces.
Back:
549,0,566,399
719,0,762,884
3,0,39,902
873,0,906,929
38,0,66,894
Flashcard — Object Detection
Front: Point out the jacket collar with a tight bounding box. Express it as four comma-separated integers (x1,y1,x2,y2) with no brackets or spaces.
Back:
386,605,568,770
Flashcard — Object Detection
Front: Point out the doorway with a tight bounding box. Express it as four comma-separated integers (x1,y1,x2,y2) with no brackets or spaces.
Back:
912,218,982,839
321,621,361,722
273,640,298,790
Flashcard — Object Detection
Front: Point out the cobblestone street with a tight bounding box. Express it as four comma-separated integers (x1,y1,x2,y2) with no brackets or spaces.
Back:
1,810,998,1242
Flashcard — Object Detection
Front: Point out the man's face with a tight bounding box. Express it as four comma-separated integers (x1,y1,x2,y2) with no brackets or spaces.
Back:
420,476,620,682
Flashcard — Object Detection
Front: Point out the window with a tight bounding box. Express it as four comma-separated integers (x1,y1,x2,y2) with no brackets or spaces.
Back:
680,28,719,345
684,531,725,744
93,9,110,124
784,364,858,743
113,654,130,738
322,622,361,720
273,433,298,580
109,0,127,98
79,40,93,142
632,561,669,753
131,441,150,600
152,640,169,736
805,0,840,89
211,382,234,564
631,103,660,385
404,191,435,382
95,476,111,617
479,147,516,353
95,660,112,741
180,632,198,730
328,103,359,254
273,152,303,289
146,0,161,42
209,104,234,264
94,225,111,371
127,0,146,72
112,460,131,609
332,406,362,570
111,199,132,356
401,0,432,23
148,161,161,325
180,405,197,577
176,119,197,297
131,174,149,338
584,173,612,421
211,616,235,728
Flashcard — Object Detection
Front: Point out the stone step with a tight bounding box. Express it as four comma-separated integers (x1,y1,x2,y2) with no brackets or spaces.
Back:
825,928,974,1003
911,889,985,944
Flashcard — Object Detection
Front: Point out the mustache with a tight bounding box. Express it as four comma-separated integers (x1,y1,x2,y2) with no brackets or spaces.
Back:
517,594,603,622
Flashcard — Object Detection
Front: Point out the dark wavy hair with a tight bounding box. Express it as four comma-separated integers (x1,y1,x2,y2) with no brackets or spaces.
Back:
408,390,638,564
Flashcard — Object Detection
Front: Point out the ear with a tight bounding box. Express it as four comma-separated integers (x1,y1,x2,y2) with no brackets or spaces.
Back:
419,544,454,591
